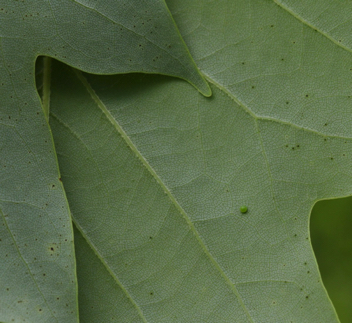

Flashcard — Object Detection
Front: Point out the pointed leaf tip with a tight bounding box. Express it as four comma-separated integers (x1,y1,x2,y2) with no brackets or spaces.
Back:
195,77,212,97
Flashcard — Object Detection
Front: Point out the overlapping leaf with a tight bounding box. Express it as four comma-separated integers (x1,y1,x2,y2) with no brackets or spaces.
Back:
0,1,208,322
49,0,352,321
3,0,352,321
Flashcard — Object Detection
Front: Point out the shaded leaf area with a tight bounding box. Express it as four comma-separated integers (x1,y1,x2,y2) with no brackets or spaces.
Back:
35,56,45,101
311,197,352,323
73,225,145,323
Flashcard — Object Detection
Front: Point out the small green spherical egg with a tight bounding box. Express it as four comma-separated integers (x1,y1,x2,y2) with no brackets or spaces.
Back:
240,205,248,214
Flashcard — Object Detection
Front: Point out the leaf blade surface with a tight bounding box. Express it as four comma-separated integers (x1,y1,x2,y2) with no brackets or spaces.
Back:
0,1,210,320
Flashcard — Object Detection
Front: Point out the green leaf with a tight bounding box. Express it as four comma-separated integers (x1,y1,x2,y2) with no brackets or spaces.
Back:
311,197,352,322
1,0,210,96
0,1,209,322
50,58,343,321
4,0,352,321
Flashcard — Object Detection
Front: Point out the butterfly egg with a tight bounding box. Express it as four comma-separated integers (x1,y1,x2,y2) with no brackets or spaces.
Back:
240,206,248,214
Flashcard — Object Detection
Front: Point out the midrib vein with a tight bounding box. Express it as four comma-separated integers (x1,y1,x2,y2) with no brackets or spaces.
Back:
73,69,254,323
273,0,352,55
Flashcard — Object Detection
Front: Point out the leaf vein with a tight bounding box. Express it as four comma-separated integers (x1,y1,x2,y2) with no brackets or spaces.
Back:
73,69,255,323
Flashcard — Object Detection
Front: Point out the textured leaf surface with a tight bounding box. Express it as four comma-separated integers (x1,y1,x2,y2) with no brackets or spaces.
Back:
0,1,208,322
0,0,209,95
50,0,352,321
50,60,344,321
3,0,352,321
